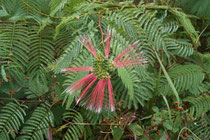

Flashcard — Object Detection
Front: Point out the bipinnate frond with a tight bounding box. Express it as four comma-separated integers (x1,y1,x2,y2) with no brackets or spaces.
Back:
0,100,27,139
18,103,54,140
63,109,84,140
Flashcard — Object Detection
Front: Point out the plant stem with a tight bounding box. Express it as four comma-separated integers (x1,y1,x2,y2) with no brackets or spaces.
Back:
0,97,42,103
163,96,172,121
55,122,121,133
98,11,105,50
148,66,161,112
20,0,63,19
177,127,201,140
154,50,181,106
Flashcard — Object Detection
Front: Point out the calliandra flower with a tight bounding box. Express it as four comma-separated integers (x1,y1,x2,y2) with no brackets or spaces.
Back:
62,31,147,112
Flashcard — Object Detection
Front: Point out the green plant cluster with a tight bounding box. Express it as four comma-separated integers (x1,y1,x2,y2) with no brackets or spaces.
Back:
0,0,209,139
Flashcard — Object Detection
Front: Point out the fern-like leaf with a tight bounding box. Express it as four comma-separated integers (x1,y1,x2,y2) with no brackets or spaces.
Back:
0,100,27,139
167,39,194,57
116,68,154,109
49,0,67,16
188,114,210,140
63,109,84,140
82,108,116,124
184,95,210,119
27,25,54,82
162,21,179,34
117,67,134,99
18,103,54,140
0,22,30,74
159,64,205,96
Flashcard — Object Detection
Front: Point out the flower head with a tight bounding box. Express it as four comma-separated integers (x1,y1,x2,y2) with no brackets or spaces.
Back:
62,31,147,112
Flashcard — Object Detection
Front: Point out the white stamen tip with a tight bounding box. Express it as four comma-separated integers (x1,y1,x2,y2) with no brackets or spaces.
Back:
134,40,139,45
61,69,67,73
111,106,115,112
97,108,101,113
76,99,80,104
67,88,73,94
89,105,93,110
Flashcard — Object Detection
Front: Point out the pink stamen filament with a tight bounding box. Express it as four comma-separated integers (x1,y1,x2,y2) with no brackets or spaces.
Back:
117,58,146,65
62,67,92,72
89,80,103,110
123,48,139,56
80,38,97,57
114,41,138,63
116,58,147,67
86,41,96,56
97,80,106,112
76,77,97,104
67,73,95,94
108,78,114,111
118,53,144,63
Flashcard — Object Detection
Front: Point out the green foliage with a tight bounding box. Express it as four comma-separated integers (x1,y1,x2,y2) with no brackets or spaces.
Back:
188,115,210,139
0,22,57,82
27,26,55,81
112,127,124,140
173,10,200,47
159,64,205,96
167,39,194,57
104,6,195,63
62,109,84,140
0,100,27,139
176,0,210,23
0,0,209,139
184,95,210,119
0,22,30,74
49,0,67,16
116,67,154,109
1,0,51,22
128,123,144,137
18,103,54,140
117,67,135,99
162,20,179,34
83,109,116,124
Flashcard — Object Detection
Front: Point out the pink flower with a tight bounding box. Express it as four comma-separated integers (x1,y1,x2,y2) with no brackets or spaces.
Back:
62,31,147,112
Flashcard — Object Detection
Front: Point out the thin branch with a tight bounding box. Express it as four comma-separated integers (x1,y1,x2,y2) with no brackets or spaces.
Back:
177,127,201,140
0,97,43,103
100,131,112,134
0,20,56,27
193,25,208,73
67,122,120,126
98,11,105,50
195,25,208,45
55,121,121,134
20,0,63,19
94,1,136,8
